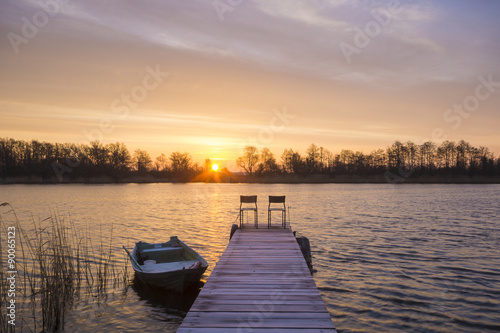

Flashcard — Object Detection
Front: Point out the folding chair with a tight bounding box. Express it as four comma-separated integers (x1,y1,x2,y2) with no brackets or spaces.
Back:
239,195,258,228
268,196,286,228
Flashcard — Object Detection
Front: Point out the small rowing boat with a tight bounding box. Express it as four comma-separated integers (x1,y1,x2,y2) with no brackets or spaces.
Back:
125,236,208,292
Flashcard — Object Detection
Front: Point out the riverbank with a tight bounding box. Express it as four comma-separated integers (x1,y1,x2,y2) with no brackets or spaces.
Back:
2,174,500,184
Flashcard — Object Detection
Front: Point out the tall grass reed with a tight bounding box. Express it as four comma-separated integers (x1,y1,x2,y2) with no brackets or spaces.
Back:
0,203,128,332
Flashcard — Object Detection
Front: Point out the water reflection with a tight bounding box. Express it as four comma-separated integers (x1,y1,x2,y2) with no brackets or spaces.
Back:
131,276,202,315
2,183,499,333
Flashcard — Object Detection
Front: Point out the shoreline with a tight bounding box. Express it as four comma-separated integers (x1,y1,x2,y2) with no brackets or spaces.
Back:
2,175,500,185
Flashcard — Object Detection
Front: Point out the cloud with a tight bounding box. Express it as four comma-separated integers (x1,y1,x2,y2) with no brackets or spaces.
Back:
1,0,499,157
253,0,347,30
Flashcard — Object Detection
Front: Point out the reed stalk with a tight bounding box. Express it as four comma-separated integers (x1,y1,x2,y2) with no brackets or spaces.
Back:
0,203,128,332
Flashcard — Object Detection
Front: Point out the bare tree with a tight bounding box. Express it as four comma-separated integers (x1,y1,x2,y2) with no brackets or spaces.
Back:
306,143,320,173
280,148,303,174
86,141,108,167
369,149,386,170
258,148,278,174
155,153,169,172
419,141,436,171
455,140,471,170
133,149,152,172
236,146,259,174
437,140,456,168
108,142,131,171
169,152,192,172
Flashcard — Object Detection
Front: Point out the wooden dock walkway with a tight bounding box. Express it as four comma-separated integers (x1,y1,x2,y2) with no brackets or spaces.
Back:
177,227,337,332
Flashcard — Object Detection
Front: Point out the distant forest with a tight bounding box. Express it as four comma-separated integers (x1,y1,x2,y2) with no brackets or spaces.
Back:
1,138,499,183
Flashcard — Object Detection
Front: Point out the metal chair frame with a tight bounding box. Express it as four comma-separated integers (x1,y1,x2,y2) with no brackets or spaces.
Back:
268,196,286,228
239,195,258,228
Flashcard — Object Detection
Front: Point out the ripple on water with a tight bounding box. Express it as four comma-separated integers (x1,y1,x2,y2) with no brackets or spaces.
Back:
2,183,499,332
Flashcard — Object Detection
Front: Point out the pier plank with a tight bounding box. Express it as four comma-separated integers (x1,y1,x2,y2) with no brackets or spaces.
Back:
177,228,336,332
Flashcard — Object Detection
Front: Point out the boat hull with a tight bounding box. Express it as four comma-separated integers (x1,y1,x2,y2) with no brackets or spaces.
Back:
134,265,207,291
129,238,208,292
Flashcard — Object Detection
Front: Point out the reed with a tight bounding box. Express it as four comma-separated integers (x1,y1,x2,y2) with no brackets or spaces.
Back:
0,203,128,332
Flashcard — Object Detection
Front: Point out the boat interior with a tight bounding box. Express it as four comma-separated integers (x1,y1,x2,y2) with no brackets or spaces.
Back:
136,241,194,265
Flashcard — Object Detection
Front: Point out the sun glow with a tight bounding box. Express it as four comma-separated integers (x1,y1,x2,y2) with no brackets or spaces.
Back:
212,163,219,171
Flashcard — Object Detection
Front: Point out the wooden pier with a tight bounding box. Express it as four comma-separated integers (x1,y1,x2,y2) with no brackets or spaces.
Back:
177,227,337,332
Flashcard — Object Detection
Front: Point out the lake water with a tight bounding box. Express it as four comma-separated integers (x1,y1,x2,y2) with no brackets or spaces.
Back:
1,183,499,332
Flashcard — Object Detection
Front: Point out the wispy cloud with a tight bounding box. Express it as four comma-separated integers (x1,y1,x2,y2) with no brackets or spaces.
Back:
1,0,499,156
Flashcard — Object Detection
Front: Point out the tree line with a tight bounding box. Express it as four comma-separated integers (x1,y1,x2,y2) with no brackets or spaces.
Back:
0,138,200,181
236,141,499,178
0,137,499,182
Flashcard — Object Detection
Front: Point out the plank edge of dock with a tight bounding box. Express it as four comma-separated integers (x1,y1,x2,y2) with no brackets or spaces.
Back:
178,227,337,332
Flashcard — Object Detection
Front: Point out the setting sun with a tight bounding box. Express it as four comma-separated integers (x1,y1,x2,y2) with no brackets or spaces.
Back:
211,164,219,171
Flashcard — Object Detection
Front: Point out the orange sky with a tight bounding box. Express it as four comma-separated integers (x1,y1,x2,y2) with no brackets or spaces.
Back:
1,1,499,169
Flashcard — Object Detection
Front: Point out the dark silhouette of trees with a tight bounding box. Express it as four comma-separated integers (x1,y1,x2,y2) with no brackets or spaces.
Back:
438,140,456,169
169,152,192,173
280,148,303,175
87,141,108,168
133,149,153,173
256,148,279,175
369,149,387,173
0,138,198,182
419,141,436,172
155,153,169,172
0,137,498,182
236,146,259,175
108,142,131,172
236,141,499,179
305,143,320,173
